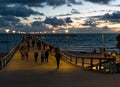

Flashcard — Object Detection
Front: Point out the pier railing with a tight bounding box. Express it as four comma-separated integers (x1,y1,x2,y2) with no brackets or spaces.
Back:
61,51,116,73
35,37,118,73
0,39,22,70
36,38,117,73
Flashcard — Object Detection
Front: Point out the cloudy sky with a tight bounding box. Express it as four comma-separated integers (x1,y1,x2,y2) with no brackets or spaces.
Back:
0,0,120,33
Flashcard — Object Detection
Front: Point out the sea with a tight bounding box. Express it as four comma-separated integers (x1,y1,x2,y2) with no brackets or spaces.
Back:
0,33,120,53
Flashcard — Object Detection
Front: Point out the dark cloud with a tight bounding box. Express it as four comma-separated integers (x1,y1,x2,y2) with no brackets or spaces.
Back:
85,0,113,4
0,15,20,22
0,16,20,28
30,21,50,32
34,17,41,20
67,4,72,7
0,0,45,4
56,13,72,17
65,17,73,23
68,0,82,5
10,21,50,32
0,4,42,17
0,0,82,7
0,20,10,28
44,17,64,27
44,17,72,27
82,19,97,27
31,21,43,26
71,8,80,14
46,0,66,6
103,11,120,22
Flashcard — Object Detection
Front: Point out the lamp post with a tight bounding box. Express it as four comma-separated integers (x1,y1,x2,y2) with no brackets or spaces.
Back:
102,33,104,57
65,29,69,51
52,30,55,34
12,30,16,34
5,29,10,53
12,30,16,46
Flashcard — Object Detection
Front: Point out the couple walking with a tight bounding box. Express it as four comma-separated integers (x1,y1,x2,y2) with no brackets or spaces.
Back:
34,47,62,70
34,49,49,63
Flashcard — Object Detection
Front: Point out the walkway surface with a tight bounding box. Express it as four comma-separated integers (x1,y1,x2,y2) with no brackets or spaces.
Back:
0,40,120,87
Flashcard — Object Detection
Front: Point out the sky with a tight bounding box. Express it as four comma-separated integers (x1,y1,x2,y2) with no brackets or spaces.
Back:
0,0,120,33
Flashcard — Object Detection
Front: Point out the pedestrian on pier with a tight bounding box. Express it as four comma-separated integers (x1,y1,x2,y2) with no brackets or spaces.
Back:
32,39,35,48
34,51,38,63
41,50,45,63
25,50,29,61
45,49,49,62
19,45,25,60
55,49,62,69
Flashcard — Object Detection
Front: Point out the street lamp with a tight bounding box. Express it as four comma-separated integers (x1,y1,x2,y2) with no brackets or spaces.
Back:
5,29,10,53
52,30,55,34
12,30,16,33
12,30,16,46
65,30,69,34
5,29,10,33
65,29,69,50
101,33,104,57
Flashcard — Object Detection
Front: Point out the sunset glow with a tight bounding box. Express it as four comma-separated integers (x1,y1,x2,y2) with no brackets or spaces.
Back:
0,0,120,33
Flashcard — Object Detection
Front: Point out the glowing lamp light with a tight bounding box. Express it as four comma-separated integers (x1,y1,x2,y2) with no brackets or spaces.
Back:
65,30,69,33
5,29,10,53
12,30,16,33
44,31,46,34
52,30,55,33
5,29,10,33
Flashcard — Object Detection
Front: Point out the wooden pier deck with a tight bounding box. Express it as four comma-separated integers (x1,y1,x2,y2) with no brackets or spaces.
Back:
0,37,120,87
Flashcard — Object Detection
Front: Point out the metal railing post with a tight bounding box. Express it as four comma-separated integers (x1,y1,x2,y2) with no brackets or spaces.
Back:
82,58,84,67
0,61,2,69
90,59,93,70
75,56,77,65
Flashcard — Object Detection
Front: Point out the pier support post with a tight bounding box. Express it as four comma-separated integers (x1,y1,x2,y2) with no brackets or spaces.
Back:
113,59,116,73
82,58,84,67
99,59,102,71
90,59,93,70
3,60,6,68
75,57,77,65
0,61,2,69
108,59,116,73
70,55,72,62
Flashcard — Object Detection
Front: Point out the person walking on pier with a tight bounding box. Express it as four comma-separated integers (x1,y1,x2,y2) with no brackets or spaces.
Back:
34,51,38,63
41,50,45,63
25,50,29,61
45,49,49,62
55,49,62,69
19,45,25,60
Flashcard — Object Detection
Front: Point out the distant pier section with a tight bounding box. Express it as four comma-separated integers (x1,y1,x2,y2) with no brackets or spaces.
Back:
36,33,77,37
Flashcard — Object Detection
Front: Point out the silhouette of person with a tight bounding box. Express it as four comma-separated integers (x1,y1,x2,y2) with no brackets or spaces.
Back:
41,50,45,63
45,49,49,62
25,50,29,61
34,51,38,63
55,49,62,69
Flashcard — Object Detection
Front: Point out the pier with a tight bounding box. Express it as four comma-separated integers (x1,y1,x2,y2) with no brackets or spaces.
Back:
0,36,120,87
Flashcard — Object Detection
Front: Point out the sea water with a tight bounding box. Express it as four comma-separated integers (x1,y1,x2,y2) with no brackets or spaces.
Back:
0,33,23,52
0,33,119,53
37,33,119,53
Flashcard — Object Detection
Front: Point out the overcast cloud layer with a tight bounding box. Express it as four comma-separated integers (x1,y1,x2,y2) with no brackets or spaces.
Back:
0,0,112,7
0,4,42,17
0,0,119,33
0,0,82,7
85,0,113,4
